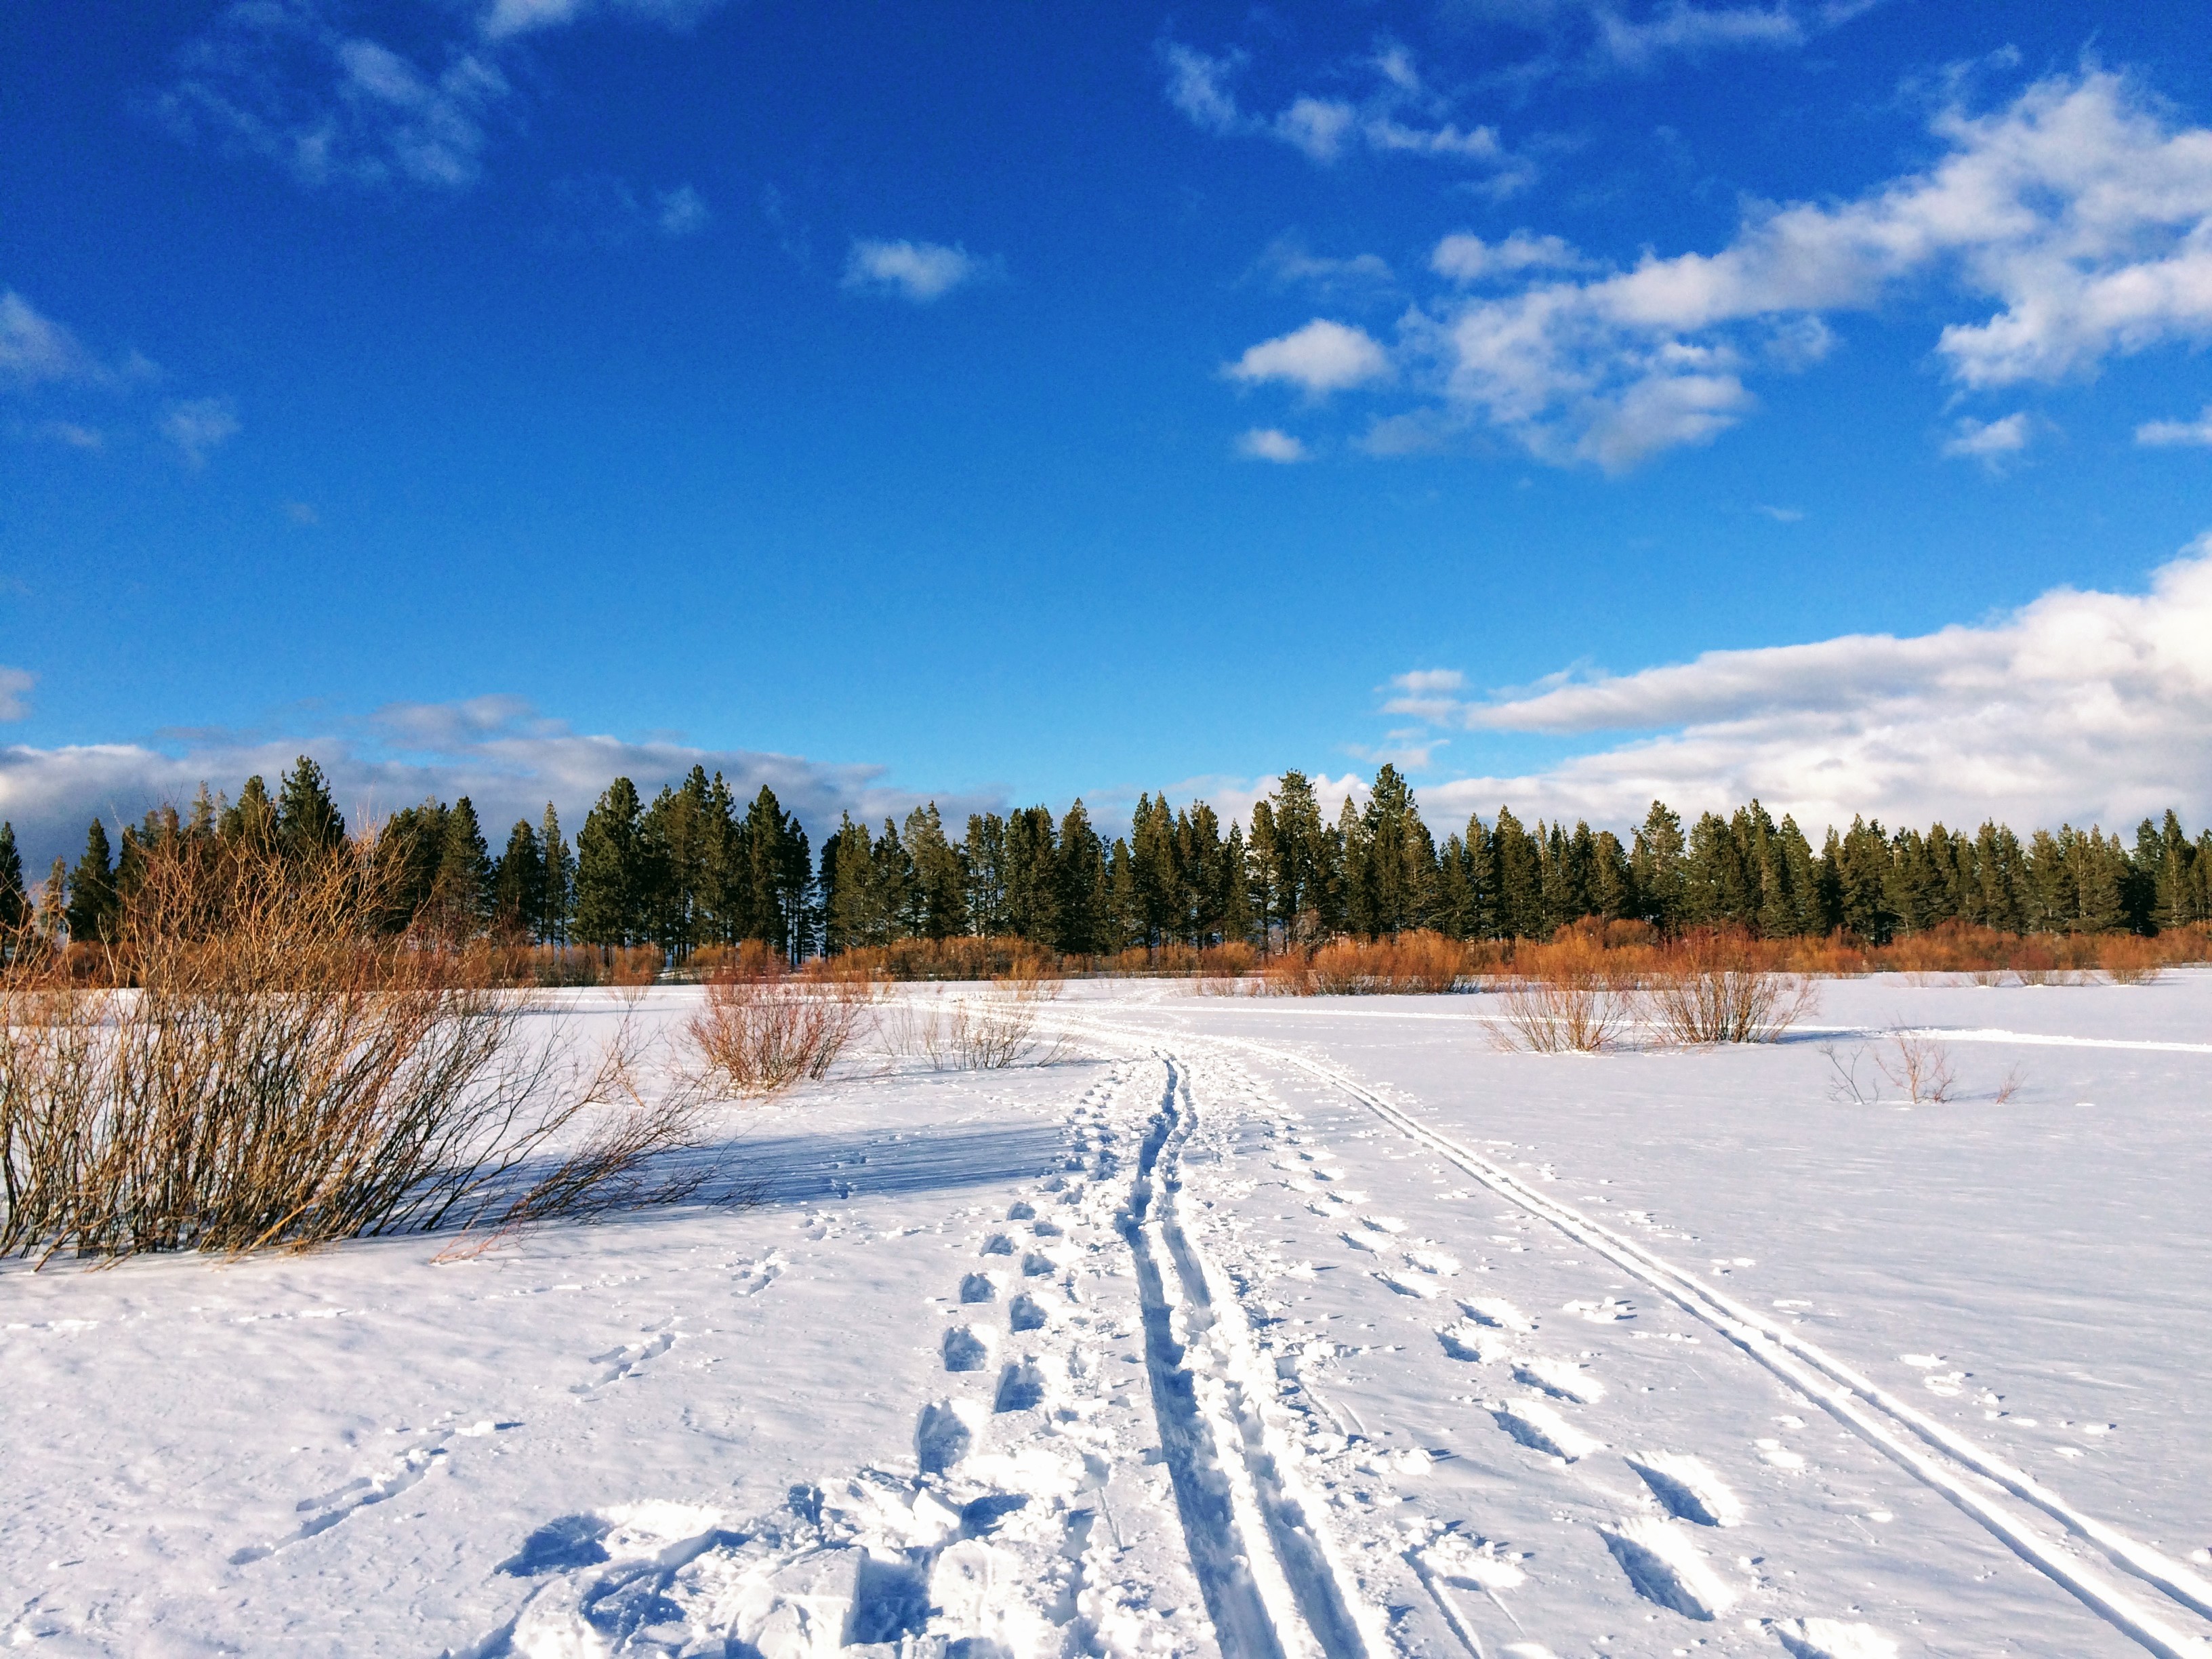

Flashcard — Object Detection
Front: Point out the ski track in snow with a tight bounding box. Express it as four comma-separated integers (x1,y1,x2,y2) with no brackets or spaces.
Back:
1046,1005,2212,1659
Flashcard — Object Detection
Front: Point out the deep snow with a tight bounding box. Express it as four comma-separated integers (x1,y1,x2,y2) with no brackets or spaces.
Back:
3,974,2209,1659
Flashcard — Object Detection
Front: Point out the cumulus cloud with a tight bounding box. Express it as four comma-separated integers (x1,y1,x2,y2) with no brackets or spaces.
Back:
1387,70,2212,470
0,697,993,874
2137,405,2212,447
1235,427,1311,462
841,239,1000,304
1160,40,1528,191
161,397,241,467
1382,535,2212,832
1225,319,1391,396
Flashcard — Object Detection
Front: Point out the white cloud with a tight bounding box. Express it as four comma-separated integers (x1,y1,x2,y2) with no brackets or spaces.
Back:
1226,319,1392,396
1430,231,1584,283
1385,535,2212,832
0,668,32,722
161,397,241,467
1235,427,1311,463
1593,3,1803,70
1159,40,1528,190
1755,503,1805,522
0,697,991,874
1404,70,2212,470
842,239,1000,304
1941,411,2034,466
2137,405,2212,447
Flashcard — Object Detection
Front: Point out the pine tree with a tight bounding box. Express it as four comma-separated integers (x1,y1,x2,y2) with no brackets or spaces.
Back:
1358,765,1438,937
905,804,967,940
1002,807,1059,944
1629,801,1687,933
575,777,646,948
38,857,69,942
1590,829,1635,922
222,775,277,851
962,813,1010,938
1221,821,1254,946
493,820,545,939
1258,772,1327,946
432,796,494,937
66,819,120,944
1054,800,1105,955
276,756,346,863
1491,807,1544,940
0,822,25,935
539,804,574,943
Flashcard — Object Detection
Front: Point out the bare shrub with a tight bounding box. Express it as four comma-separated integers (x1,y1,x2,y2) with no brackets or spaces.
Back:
2098,935,2165,986
0,841,711,1267
686,972,878,1096
1992,1063,2027,1105
880,974,1067,1070
1492,931,1633,1053
1638,930,1819,1044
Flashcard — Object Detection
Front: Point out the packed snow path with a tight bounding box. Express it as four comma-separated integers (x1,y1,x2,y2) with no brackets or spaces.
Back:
3,977,2209,1657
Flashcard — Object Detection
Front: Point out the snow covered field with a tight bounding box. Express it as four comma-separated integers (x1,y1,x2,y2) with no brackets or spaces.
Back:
5,975,2210,1659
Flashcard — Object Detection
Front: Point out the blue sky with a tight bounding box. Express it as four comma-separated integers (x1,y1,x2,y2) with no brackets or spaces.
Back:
5,0,2212,863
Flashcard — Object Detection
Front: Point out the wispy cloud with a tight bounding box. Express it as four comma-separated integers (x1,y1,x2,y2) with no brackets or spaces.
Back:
1161,39,1530,193
161,397,241,468
1380,535,2212,831
1249,237,1396,300
1235,427,1311,463
546,173,710,245
841,239,1002,304
2137,405,2212,447
0,291,154,392
1225,319,1391,397
0,668,33,722
158,0,728,192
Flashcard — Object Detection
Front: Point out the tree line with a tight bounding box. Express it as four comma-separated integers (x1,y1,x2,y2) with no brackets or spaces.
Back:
7,756,2209,956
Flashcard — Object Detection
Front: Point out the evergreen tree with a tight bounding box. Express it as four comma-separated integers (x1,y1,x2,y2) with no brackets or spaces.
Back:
822,815,882,952
66,819,120,944
962,813,1010,938
1221,821,1254,946
222,775,277,851
431,796,494,937
1491,806,1544,940
905,804,967,939
540,803,574,943
1629,801,1687,933
493,820,545,939
0,822,25,935
1128,793,1179,949
1256,772,1328,946
1054,800,1105,955
735,786,813,960
276,756,346,863
1004,806,1061,944
38,858,69,942
1357,765,1438,937
1832,817,1896,941
575,777,647,948
1590,828,1635,922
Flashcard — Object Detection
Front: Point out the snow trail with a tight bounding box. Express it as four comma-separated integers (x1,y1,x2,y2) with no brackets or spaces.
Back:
1116,1056,1381,1659
1049,1008,2212,1659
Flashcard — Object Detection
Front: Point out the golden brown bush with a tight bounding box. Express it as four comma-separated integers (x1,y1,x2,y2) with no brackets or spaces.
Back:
0,840,709,1266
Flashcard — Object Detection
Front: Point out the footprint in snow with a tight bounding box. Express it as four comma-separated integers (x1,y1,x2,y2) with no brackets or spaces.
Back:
1598,1516,1736,1621
1459,1296,1536,1332
1623,1453,1740,1527
1490,1397,1601,1462
1511,1357,1603,1404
